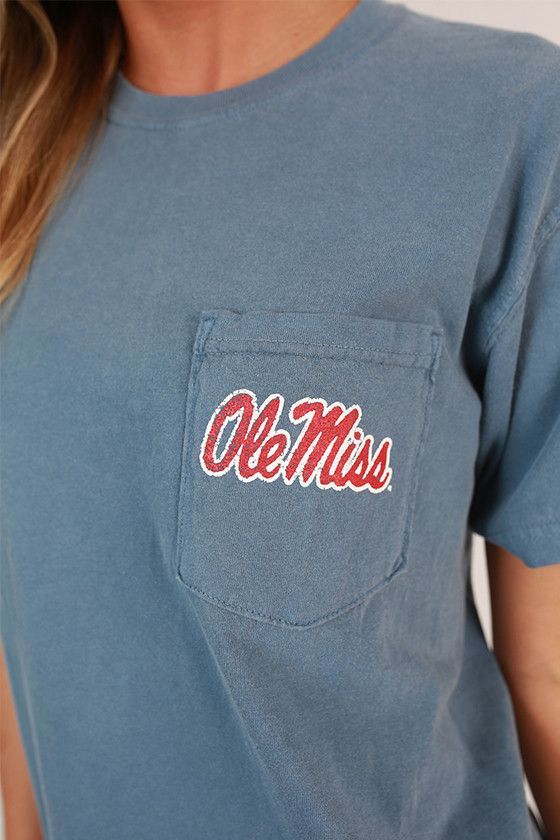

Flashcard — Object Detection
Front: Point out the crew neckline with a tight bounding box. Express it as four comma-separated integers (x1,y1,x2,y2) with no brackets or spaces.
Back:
108,0,406,126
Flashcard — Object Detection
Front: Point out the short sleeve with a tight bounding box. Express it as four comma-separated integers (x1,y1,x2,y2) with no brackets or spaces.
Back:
468,214,560,568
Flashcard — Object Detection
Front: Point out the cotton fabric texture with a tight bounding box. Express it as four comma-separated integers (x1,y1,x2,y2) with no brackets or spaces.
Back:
1,1,559,838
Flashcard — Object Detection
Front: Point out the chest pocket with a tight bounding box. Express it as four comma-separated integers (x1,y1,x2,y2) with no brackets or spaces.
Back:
175,309,442,629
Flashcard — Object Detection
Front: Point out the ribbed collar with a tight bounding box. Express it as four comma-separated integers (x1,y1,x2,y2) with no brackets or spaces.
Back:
108,1,406,127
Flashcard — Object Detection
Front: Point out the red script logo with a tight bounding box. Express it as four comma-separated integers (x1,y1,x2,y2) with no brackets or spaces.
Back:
199,389,393,493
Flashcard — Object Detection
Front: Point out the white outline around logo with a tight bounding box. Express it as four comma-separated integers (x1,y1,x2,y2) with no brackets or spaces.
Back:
199,388,393,494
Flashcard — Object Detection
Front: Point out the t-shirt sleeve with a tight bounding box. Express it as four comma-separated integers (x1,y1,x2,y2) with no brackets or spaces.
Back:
468,212,560,568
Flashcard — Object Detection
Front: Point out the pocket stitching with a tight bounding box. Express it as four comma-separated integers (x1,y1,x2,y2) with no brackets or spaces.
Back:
175,313,219,572
398,330,442,571
202,347,434,371
178,554,407,630
208,335,435,358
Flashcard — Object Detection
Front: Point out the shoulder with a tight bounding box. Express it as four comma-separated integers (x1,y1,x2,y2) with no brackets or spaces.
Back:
374,3,560,110
395,4,560,72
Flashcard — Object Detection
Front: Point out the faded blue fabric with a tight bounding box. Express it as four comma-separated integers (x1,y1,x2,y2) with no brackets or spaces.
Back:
1,1,559,838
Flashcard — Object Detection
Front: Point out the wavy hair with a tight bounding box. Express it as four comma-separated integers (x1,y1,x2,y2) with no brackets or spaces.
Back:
0,1,123,301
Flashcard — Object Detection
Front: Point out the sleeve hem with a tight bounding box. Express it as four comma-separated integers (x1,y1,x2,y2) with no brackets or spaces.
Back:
474,522,560,568
482,520,560,539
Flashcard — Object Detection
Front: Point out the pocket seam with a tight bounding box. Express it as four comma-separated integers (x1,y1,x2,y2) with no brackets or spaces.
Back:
175,313,219,571
207,335,434,358
177,552,407,629
398,330,442,574
202,347,433,371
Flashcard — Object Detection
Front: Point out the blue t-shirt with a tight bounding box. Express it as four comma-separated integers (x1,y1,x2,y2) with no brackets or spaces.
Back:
1,2,559,838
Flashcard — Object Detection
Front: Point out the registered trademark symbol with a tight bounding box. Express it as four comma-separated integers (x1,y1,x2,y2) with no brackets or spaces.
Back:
388,485,392,492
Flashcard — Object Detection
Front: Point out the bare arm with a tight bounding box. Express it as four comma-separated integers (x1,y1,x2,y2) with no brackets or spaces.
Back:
0,646,43,840
486,541,560,840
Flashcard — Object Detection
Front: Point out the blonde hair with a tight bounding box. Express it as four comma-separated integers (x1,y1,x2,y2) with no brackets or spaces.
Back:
0,1,123,302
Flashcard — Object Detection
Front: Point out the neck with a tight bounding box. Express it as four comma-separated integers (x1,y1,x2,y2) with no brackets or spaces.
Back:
117,0,360,96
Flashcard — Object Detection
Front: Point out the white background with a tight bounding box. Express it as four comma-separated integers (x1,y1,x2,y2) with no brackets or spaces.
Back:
2,2,559,837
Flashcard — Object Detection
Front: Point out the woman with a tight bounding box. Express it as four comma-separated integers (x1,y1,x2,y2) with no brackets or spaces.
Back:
1,1,559,838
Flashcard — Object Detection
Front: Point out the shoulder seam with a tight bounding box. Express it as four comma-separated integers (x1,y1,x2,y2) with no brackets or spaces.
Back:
482,204,560,354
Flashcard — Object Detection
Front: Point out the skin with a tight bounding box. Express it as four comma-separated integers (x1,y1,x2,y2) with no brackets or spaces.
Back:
486,543,560,838
1,649,42,840
2,2,559,838
118,0,359,95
